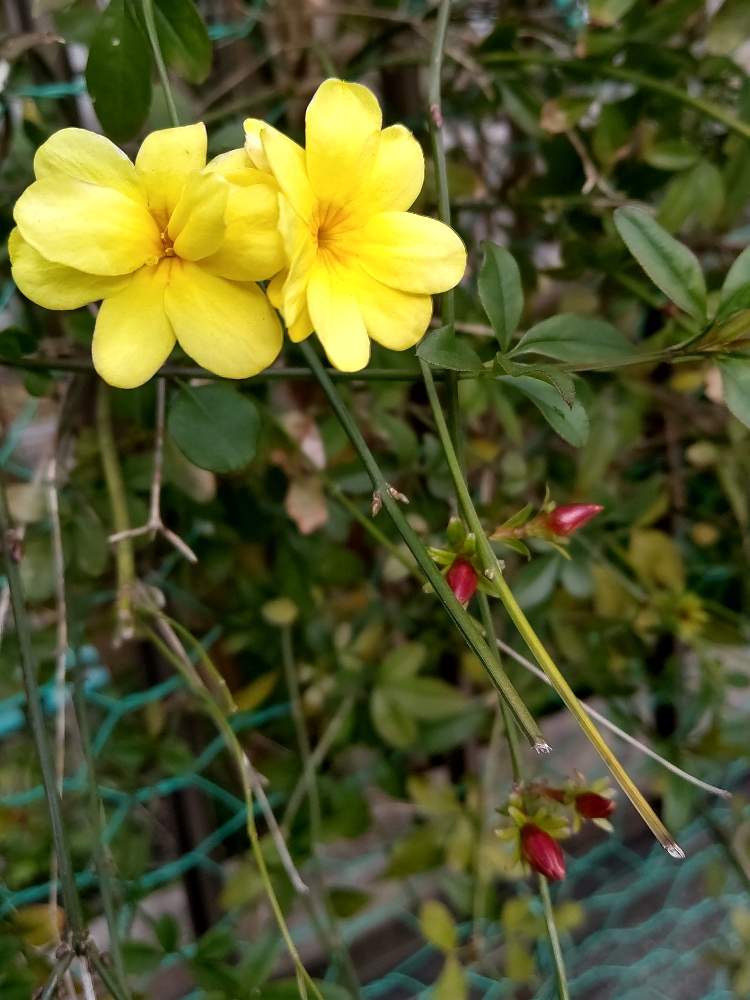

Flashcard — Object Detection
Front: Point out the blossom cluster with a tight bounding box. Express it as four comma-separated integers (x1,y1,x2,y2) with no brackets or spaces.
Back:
497,779,616,882
9,80,467,388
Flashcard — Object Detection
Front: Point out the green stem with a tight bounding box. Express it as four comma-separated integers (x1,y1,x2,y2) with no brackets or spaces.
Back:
86,942,130,1000
538,874,570,1000
419,359,501,579
492,573,684,859
96,382,136,642
482,51,750,142
141,0,180,128
281,627,362,999
141,623,322,999
0,357,459,381
477,594,522,782
0,476,86,948
72,666,130,996
300,340,545,751
327,480,415,574
39,950,74,1000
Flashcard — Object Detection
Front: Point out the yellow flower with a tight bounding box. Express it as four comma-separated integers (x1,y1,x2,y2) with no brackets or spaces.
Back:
10,124,285,388
244,79,467,371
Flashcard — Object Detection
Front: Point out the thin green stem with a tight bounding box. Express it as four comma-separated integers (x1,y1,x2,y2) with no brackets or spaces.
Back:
300,340,546,751
327,480,414,573
96,382,136,643
281,627,362,999
477,594,522,782
140,622,322,999
281,695,356,836
39,950,74,1000
0,357,458,381
0,475,85,947
86,943,130,1000
72,666,130,996
482,51,750,142
492,573,684,859
141,0,180,128
538,874,570,1000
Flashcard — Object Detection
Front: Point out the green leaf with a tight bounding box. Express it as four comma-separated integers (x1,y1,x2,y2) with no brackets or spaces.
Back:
370,688,416,749
167,384,260,473
385,676,470,721
154,0,211,84
614,205,707,321
721,246,750,305
495,357,576,407
718,357,750,429
378,641,426,683
512,555,561,609
478,242,524,350
499,375,590,447
435,955,467,1000
416,325,483,372
328,887,371,918
86,0,152,142
513,314,635,365
420,900,457,953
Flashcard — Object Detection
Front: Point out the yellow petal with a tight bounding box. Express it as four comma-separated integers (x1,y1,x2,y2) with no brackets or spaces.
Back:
276,197,316,326
261,125,314,224
33,128,143,203
165,261,282,378
168,171,228,261
205,149,276,190
288,306,313,343
243,119,270,171
135,123,207,228
305,79,382,206
200,180,285,281
9,228,128,310
267,269,286,308
92,264,175,388
347,125,424,218
357,211,466,294
14,177,161,276
307,260,370,371
351,265,432,350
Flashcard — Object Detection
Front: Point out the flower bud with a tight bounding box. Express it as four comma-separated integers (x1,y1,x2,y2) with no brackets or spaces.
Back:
446,557,478,606
520,823,566,881
575,792,615,820
446,516,467,550
545,503,603,537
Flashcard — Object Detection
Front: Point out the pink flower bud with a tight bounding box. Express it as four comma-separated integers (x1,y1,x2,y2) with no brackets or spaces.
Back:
520,823,566,881
575,792,615,820
545,503,603,537
446,557,478,606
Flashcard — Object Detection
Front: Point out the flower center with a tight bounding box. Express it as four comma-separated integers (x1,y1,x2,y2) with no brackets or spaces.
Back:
313,202,354,260
160,231,176,258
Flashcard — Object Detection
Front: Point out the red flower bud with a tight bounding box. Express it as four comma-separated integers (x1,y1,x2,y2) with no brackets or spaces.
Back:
446,557,478,606
575,792,615,820
520,823,566,881
545,503,603,537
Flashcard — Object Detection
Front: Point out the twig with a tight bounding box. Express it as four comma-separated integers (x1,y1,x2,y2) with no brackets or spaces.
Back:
280,625,362,997
96,382,136,644
139,599,308,895
494,637,732,800
108,380,197,563
300,340,545,751
538,873,570,1000
80,960,97,1000
280,695,355,837
46,455,68,933
37,949,74,1000
140,0,179,128
0,472,86,947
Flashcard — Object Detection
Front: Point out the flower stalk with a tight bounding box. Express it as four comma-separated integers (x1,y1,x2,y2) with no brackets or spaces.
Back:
299,339,547,752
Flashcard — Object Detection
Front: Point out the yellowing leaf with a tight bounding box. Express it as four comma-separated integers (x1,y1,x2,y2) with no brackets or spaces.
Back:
234,671,278,712
419,900,457,953
629,529,685,592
